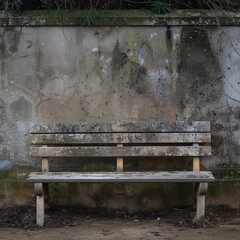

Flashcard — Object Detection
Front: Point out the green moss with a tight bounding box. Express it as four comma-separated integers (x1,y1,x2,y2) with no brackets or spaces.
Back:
124,183,140,197
2,10,240,26
0,164,239,209
124,32,139,63
0,180,33,206
7,10,152,26
10,182,32,200
136,183,163,208
136,182,193,209
0,168,20,180
92,183,114,208
211,167,240,182
24,10,149,18
0,166,37,182
208,181,239,198
0,193,5,201
0,170,10,179
49,183,66,204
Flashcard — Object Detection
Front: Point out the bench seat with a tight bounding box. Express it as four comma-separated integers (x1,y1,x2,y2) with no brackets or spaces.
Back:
27,171,215,183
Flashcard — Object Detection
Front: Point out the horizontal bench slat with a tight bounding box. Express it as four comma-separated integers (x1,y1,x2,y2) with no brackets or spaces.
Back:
30,121,210,133
26,171,215,183
31,146,211,157
30,133,211,145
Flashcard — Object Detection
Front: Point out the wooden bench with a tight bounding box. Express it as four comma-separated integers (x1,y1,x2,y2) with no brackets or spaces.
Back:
26,121,215,226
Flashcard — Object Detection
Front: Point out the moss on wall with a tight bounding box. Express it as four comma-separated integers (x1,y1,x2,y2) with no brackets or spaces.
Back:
1,10,240,26
211,166,240,182
0,166,239,209
0,167,36,206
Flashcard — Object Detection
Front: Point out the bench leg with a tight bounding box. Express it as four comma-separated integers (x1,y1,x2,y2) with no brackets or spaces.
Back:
196,183,208,224
34,183,45,227
197,194,205,221
36,195,45,227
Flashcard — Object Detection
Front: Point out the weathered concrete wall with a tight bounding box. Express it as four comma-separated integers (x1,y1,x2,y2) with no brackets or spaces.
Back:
0,15,240,208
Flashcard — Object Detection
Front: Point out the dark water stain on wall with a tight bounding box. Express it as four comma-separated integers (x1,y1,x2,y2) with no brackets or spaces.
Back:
10,96,33,121
0,98,6,122
129,64,148,95
112,40,128,71
0,32,4,54
111,40,148,97
177,27,237,165
3,28,22,54
0,32,5,89
166,26,172,52
178,27,223,120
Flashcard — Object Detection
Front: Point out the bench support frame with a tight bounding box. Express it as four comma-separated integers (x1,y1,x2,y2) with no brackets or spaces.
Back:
196,182,208,223
34,183,44,227
34,182,49,227
28,121,213,227
34,180,209,227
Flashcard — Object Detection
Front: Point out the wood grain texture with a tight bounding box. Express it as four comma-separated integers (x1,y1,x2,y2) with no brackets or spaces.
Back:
30,121,210,133
193,157,200,171
26,171,215,183
30,145,211,157
36,195,44,227
42,158,49,172
197,195,205,221
28,121,213,227
30,133,211,145
117,144,123,172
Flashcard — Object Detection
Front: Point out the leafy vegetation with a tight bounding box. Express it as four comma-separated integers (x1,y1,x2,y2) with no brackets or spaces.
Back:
0,0,239,13
0,0,239,26
1,0,22,11
151,1,170,14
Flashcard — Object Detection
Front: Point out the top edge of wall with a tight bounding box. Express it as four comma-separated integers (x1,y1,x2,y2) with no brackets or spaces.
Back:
1,9,240,27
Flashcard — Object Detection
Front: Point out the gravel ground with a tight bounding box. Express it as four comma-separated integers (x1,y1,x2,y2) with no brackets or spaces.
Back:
0,206,239,240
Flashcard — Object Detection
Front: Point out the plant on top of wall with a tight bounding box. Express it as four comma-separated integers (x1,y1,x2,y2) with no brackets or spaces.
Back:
0,0,239,11
0,0,239,26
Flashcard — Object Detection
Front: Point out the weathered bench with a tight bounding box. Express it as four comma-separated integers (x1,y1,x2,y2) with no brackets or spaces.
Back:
26,121,215,226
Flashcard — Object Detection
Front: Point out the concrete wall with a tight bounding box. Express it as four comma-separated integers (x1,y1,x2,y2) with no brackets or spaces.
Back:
0,12,240,208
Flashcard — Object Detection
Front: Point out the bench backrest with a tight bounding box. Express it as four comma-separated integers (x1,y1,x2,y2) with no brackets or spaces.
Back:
30,121,211,158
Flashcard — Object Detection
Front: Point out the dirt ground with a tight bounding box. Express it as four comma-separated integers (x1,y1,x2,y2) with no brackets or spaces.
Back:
0,206,239,240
